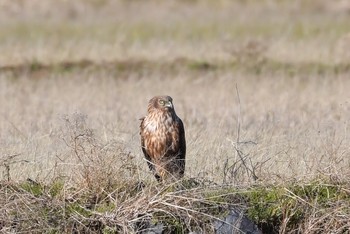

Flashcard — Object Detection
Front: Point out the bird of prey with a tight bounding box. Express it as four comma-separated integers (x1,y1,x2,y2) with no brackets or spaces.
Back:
140,95,186,182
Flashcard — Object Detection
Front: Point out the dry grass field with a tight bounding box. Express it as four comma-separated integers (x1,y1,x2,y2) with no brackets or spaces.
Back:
1,0,350,233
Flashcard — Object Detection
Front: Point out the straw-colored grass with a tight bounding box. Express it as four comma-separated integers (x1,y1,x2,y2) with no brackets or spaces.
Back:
1,0,350,232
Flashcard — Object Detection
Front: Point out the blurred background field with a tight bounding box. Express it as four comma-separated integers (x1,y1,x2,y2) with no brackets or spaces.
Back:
1,0,350,185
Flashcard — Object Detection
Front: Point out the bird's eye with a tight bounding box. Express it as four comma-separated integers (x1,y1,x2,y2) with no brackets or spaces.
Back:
159,100,165,105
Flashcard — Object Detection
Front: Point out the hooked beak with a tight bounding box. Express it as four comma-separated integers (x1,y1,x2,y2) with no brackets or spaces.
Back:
165,101,173,108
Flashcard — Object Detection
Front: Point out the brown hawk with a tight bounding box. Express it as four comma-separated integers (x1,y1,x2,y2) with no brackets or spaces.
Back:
140,95,186,182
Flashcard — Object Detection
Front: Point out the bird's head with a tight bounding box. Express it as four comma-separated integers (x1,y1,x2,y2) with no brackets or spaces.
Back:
148,95,175,113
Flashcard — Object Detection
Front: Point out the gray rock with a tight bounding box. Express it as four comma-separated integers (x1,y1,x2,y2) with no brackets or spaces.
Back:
214,209,262,234
141,222,164,234
134,208,261,234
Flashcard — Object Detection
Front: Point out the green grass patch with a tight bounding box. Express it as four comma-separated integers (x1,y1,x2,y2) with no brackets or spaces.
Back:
1,178,350,233
20,179,44,196
2,58,350,79
244,181,350,232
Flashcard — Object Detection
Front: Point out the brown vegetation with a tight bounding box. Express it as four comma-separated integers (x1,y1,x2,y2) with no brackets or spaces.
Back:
1,0,350,233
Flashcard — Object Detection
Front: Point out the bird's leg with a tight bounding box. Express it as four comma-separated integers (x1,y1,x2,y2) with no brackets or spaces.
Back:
155,174,162,182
